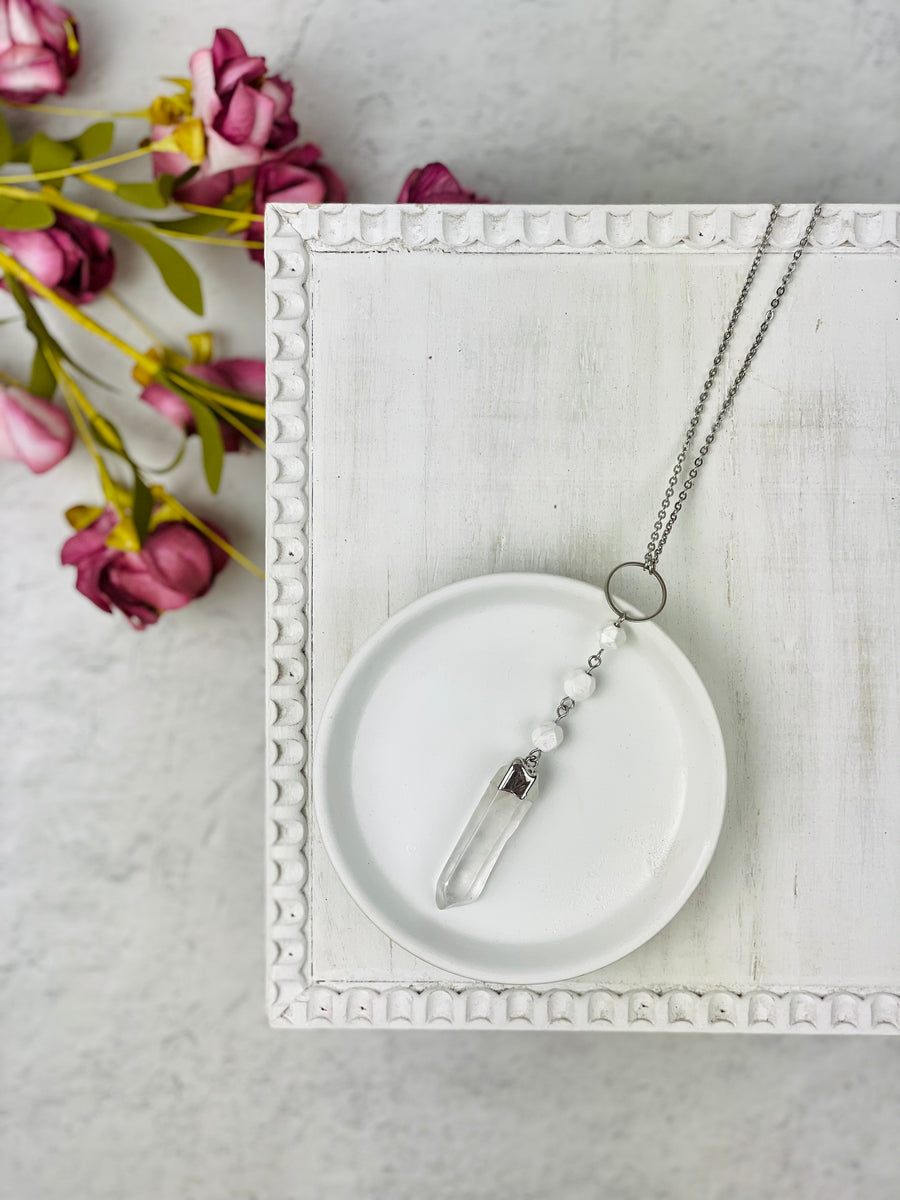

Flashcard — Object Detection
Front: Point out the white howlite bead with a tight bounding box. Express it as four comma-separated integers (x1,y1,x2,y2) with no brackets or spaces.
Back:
597,624,627,650
564,669,596,701
531,722,564,752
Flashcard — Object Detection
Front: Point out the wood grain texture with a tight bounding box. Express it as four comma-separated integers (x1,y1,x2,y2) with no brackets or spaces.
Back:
266,204,900,1030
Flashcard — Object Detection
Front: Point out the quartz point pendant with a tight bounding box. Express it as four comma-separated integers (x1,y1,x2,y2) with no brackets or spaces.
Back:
435,758,539,909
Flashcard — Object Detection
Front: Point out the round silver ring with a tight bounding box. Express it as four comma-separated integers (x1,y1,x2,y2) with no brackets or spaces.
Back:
604,561,667,622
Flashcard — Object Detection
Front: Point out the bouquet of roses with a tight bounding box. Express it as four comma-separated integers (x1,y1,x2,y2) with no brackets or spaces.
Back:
0,4,485,628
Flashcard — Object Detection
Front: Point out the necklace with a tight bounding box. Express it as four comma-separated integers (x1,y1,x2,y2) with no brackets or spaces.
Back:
435,202,824,910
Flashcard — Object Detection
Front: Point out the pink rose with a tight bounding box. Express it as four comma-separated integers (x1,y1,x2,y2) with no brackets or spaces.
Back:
0,383,73,472
0,212,114,305
140,357,264,452
397,162,490,204
61,507,229,629
152,28,300,206
244,143,346,264
0,0,79,104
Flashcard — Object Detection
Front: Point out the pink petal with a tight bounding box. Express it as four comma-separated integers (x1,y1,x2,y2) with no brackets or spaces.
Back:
32,2,77,64
214,79,274,149
207,358,265,400
0,42,64,102
0,226,65,288
140,382,194,433
106,523,215,612
203,125,264,175
397,162,488,204
211,27,248,72
189,46,221,128
145,523,218,598
60,507,118,566
216,54,266,95
169,167,238,207
260,75,297,149
313,162,348,203
73,552,117,616
99,566,160,627
4,0,42,44
0,385,73,473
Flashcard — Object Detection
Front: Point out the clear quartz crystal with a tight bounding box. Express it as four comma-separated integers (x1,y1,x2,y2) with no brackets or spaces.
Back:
436,758,539,909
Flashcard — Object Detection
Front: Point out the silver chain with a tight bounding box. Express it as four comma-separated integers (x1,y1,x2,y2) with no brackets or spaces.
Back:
643,203,823,573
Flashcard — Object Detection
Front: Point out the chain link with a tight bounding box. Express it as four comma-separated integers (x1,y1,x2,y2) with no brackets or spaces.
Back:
642,203,823,573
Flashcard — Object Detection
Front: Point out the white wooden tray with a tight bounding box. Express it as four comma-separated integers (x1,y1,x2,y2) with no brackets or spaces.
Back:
265,203,900,1032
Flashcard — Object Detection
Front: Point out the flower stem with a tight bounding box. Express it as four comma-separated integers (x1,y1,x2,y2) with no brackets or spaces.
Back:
0,246,162,377
159,492,264,579
0,367,29,389
0,142,159,184
199,394,265,450
0,181,261,249
169,371,265,421
156,227,263,250
43,345,121,506
105,289,163,349
0,99,149,118
181,202,265,221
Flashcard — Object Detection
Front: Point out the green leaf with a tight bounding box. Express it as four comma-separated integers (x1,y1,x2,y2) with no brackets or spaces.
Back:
67,121,114,160
106,220,203,314
115,175,175,210
7,137,32,163
131,472,153,545
180,393,224,492
90,414,127,457
0,196,55,230
0,112,12,168
29,344,56,399
29,132,76,176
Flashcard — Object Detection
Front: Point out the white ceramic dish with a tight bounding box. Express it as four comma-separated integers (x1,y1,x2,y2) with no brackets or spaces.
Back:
312,572,727,984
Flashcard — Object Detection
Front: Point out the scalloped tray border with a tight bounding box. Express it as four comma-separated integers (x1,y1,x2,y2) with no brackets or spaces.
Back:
265,203,900,1031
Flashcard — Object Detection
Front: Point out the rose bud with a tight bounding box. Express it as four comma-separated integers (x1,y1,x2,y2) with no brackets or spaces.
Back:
244,144,346,264
140,357,264,452
61,507,229,629
0,383,73,473
0,0,79,104
397,162,490,204
0,212,115,305
152,27,301,207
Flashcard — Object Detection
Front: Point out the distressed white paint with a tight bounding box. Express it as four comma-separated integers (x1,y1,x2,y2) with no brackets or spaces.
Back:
266,204,900,1030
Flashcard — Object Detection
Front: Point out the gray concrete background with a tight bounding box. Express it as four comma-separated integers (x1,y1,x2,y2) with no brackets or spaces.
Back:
1,2,898,1196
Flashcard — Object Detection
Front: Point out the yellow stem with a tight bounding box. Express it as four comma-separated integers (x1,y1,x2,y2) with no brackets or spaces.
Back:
0,367,29,389
78,171,118,194
181,201,264,221
0,141,158,185
45,348,119,502
201,394,265,450
0,99,148,118
157,227,263,250
0,181,261,249
171,374,265,421
0,246,161,377
160,493,264,579
0,181,99,219
106,289,163,349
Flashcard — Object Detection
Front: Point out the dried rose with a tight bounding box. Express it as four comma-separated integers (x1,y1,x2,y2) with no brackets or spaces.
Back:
397,162,490,204
0,383,73,472
0,0,79,104
152,27,300,207
244,144,346,264
61,507,228,629
140,357,264,452
0,212,115,305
